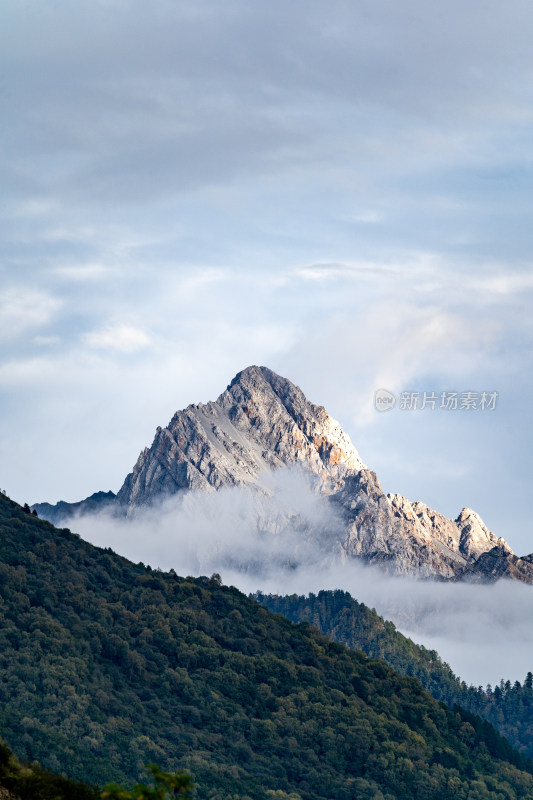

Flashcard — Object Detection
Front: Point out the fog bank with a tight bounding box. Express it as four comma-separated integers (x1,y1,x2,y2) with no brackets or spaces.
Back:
68,475,533,688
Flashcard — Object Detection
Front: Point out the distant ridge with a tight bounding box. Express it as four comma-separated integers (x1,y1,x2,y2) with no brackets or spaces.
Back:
33,490,116,526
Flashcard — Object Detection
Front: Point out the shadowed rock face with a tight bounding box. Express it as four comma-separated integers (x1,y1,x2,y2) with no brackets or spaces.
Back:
465,545,533,583
32,491,116,527
32,366,533,583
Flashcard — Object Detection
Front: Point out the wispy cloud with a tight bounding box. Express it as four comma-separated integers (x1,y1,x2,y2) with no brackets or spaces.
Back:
52,264,111,282
84,323,153,353
0,288,61,342
472,271,533,298
33,335,61,346
351,212,383,224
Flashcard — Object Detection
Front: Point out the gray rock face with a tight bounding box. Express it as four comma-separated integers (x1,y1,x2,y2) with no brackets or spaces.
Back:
331,472,533,581
333,471,468,579
384,495,509,565
33,365,533,583
115,365,364,507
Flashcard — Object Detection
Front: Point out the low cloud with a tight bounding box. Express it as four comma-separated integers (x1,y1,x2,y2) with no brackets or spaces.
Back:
66,471,533,688
72,469,346,577
230,560,533,690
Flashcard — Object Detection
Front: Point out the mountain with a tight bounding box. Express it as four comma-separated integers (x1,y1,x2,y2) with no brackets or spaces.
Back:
257,589,533,759
32,365,533,582
2,491,533,800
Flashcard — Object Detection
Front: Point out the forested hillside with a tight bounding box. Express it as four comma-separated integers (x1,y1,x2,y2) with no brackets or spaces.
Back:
257,590,533,759
1,491,533,800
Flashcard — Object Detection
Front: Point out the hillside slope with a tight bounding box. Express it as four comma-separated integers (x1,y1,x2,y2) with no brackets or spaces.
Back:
1,492,533,799
257,590,533,759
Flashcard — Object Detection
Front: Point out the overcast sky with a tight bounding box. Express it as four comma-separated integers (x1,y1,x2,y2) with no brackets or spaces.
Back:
2,0,533,554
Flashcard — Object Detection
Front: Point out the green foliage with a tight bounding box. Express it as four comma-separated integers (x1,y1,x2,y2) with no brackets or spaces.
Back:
0,732,97,800
0,491,533,800
102,764,194,800
257,589,533,761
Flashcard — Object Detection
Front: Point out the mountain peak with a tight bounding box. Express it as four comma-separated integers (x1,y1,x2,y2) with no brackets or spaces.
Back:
225,364,306,399
225,364,273,389
114,366,364,507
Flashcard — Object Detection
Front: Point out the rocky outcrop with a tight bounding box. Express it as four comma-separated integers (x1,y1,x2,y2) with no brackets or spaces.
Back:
455,507,508,561
32,365,531,583
383,496,509,564
334,472,468,578
461,545,533,584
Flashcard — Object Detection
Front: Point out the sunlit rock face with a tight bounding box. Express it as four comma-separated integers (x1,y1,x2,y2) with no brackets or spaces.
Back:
115,365,365,507
32,365,533,583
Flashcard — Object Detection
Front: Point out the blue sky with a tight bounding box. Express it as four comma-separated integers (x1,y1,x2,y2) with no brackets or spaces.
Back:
2,0,533,553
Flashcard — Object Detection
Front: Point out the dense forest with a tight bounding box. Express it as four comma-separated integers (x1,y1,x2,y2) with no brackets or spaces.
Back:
1,491,533,799
257,590,533,759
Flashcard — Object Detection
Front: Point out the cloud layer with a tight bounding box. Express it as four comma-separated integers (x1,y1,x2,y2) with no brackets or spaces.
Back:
67,477,533,688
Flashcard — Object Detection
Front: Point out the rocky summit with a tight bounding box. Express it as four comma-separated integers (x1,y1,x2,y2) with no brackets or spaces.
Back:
116,365,365,505
33,365,533,583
